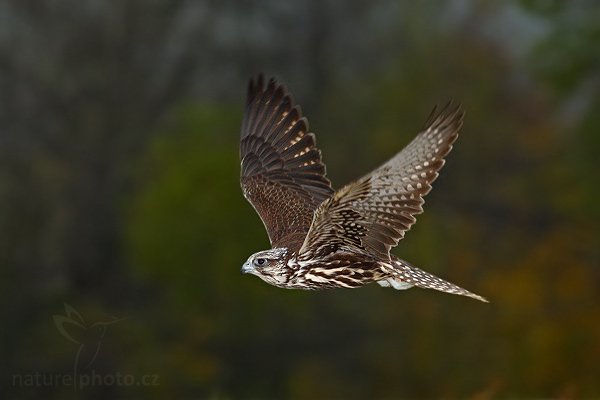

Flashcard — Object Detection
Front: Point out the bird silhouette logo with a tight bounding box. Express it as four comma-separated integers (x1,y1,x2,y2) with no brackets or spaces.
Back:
53,303,124,374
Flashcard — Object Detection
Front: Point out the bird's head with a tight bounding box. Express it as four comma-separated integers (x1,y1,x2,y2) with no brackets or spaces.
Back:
241,248,290,286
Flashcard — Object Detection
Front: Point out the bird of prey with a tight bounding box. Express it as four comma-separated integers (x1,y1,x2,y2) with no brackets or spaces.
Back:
240,75,487,302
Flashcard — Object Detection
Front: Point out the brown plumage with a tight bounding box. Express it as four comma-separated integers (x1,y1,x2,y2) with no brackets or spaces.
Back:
240,74,334,251
240,74,487,302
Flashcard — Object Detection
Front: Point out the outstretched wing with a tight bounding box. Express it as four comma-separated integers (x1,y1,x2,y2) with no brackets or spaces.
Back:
240,75,334,251
298,103,463,262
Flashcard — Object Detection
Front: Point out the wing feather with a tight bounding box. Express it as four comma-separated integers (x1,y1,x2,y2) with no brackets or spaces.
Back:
298,103,464,261
240,75,334,251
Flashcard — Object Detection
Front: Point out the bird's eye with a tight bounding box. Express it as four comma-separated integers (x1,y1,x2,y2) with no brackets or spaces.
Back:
254,258,266,267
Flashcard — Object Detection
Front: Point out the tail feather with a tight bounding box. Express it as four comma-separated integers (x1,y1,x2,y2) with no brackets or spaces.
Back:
378,259,488,302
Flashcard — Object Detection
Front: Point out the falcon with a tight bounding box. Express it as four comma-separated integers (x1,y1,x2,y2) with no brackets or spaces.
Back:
239,75,487,302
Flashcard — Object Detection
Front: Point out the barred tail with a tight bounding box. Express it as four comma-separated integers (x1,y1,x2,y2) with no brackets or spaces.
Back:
377,258,488,302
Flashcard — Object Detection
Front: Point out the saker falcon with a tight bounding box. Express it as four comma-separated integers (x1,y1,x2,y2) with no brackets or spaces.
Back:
239,75,487,302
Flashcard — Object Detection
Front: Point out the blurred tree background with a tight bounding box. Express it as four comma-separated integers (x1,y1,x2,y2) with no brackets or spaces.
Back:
1,0,599,398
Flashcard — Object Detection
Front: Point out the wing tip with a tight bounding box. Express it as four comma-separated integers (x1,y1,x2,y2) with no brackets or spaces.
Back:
423,100,465,132
247,73,264,104
247,73,296,107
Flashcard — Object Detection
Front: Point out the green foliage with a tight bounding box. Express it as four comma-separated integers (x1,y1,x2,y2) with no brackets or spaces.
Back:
3,1,600,398
125,104,262,307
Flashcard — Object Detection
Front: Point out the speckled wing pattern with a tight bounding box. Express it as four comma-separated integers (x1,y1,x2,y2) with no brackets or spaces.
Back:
240,75,334,251
298,104,463,262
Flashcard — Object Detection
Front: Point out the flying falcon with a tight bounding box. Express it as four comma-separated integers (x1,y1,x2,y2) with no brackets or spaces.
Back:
240,75,487,302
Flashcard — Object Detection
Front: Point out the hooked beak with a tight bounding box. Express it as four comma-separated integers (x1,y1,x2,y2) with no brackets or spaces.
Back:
241,261,254,274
